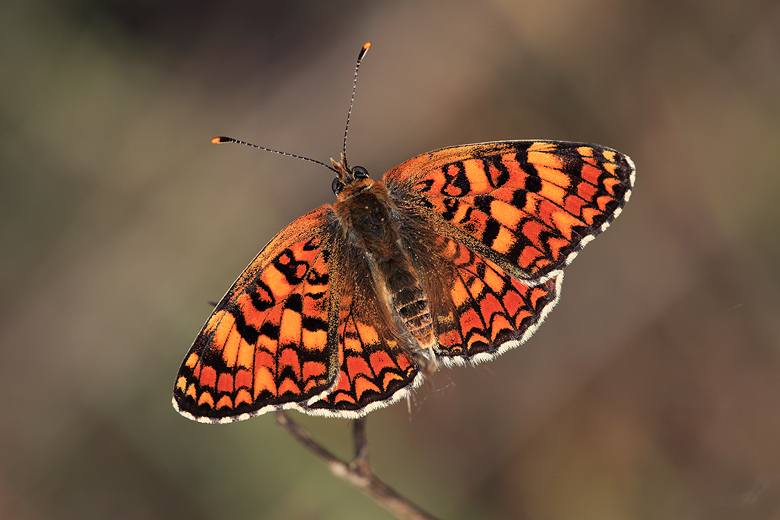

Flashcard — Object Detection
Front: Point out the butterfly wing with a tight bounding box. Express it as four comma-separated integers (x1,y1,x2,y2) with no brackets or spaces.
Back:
426,235,562,363
385,141,635,284
174,206,423,420
302,277,423,417
173,207,344,423
385,140,633,363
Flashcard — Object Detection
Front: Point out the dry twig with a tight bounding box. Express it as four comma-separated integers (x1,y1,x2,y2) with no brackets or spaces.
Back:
275,411,439,520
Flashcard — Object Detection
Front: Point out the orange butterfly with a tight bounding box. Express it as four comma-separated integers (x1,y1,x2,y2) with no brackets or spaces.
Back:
173,43,635,422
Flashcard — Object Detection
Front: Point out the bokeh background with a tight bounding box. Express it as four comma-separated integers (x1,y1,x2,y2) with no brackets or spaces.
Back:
2,1,780,519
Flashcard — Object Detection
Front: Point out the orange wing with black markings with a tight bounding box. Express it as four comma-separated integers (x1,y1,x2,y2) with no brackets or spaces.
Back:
303,287,422,416
174,206,424,421
173,207,344,422
425,236,562,364
386,141,635,284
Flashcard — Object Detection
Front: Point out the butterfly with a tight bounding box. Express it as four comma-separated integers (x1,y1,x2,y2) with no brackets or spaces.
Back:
173,43,635,422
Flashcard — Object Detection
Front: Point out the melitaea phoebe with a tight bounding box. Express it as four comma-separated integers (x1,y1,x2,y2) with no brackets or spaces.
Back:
173,42,635,422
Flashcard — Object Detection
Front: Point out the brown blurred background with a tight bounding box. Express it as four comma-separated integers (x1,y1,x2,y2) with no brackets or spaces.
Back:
2,1,779,519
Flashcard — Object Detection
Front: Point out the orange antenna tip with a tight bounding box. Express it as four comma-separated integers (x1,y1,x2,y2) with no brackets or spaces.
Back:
212,136,226,144
358,42,371,60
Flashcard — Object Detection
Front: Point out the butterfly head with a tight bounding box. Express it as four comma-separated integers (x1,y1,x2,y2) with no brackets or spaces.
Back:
330,153,372,200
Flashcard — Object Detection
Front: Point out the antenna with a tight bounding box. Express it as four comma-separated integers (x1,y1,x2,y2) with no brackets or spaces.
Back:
210,136,338,174
342,42,371,163
211,41,373,179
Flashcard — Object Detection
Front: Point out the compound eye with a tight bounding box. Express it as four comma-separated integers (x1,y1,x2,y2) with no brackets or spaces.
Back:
332,178,344,195
352,166,370,179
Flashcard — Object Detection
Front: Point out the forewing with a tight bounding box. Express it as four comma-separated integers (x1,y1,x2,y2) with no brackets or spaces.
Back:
385,141,635,283
173,207,342,423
